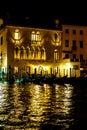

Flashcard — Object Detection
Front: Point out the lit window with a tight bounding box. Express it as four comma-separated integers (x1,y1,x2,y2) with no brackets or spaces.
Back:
0,52,2,59
31,31,41,44
54,49,59,61
31,31,36,41
14,67,18,73
41,47,46,60
15,29,19,40
36,31,40,41
53,32,61,46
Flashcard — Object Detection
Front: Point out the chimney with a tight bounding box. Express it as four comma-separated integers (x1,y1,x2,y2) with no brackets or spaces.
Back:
55,19,59,28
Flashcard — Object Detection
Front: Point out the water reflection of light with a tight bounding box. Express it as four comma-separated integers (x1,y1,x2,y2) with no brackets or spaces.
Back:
29,83,54,128
55,84,73,115
0,83,8,107
6,83,26,129
0,83,9,123
63,85,73,111
0,82,74,130
43,84,51,99
29,84,44,124
12,84,20,106
54,84,74,129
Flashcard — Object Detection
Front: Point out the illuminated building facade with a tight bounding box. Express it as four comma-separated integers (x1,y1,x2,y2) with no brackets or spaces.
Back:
0,19,80,79
62,24,87,76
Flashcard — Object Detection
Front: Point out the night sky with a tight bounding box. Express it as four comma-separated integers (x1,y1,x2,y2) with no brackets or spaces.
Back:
0,1,87,27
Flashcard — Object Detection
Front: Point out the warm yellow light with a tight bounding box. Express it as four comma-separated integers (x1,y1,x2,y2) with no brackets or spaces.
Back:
66,63,71,69
14,29,19,40
43,66,48,71
34,66,39,69
34,65,48,71
0,55,1,59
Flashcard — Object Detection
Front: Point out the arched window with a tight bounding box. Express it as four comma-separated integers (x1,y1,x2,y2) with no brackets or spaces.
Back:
20,46,25,59
14,46,20,59
37,47,41,59
26,47,30,59
41,47,46,60
30,46,35,59
31,31,36,42
34,47,38,59
54,49,59,61
54,33,58,42
36,31,41,42
31,31,41,44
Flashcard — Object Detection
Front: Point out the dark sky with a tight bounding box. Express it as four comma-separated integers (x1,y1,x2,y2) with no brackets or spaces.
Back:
0,1,87,26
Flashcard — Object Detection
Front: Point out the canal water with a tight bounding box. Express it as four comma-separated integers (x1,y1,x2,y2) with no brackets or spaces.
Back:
0,82,87,130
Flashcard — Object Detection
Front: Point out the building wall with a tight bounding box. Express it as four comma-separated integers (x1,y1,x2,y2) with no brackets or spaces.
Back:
5,25,62,78
0,23,81,79
62,25,87,73
0,27,7,77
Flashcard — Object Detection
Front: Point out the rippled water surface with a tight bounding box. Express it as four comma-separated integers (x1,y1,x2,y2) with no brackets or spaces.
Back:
0,82,87,130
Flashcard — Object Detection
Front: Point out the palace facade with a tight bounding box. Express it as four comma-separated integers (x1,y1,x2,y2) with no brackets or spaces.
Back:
0,19,82,79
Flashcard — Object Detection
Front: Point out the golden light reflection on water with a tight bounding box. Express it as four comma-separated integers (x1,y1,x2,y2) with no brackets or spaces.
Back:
0,83,9,123
29,84,44,123
55,84,73,115
0,83,74,130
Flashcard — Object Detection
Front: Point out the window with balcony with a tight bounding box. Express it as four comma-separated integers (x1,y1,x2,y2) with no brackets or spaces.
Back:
31,31,41,45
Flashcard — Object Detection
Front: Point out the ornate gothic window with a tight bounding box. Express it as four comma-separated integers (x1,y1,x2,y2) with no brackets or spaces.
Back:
31,31,41,45
14,46,20,59
20,46,25,59
41,47,46,60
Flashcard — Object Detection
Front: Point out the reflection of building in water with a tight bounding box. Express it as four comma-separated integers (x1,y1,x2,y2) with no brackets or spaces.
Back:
0,18,84,79
55,84,73,115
